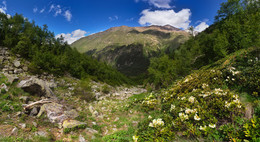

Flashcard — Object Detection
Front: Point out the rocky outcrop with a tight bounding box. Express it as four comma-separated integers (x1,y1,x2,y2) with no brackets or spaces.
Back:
17,77,55,97
62,120,87,129
0,47,27,75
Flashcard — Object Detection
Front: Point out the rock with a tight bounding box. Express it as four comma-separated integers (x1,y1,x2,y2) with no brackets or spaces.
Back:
8,71,13,74
13,60,21,68
19,96,29,103
114,117,119,122
62,120,87,129
37,103,68,123
89,105,94,113
93,111,99,117
30,107,39,116
0,56,4,63
16,111,22,117
23,66,28,72
86,128,98,134
32,122,37,127
245,104,253,119
0,83,8,92
17,77,55,97
91,135,96,140
4,73,19,84
64,109,79,119
19,123,26,129
35,131,47,137
79,134,86,142
11,127,18,135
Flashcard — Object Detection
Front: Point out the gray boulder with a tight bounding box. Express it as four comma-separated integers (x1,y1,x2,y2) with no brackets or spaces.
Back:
37,103,68,123
13,60,21,68
17,77,54,97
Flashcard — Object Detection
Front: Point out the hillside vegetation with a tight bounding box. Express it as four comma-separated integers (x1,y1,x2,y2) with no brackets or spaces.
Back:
0,13,130,85
146,0,260,88
72,25,189,54
72,25,190,76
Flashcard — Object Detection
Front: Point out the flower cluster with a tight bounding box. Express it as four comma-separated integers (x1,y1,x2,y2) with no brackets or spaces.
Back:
170,104,175,112
179,112,189,121
199,123,216,131
225,94,242,108
199,88,228,97
185,108,197,114
188,96,196,103
202,83,209,89
183,75,193,83
132,135,138,142
149,118,164,128
142,93,157,107
194,114,201,121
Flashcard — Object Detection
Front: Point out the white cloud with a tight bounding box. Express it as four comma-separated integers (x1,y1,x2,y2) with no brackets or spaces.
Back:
49,4,55,12
147,0,172,8
0,1,7,14
126,17,134,21
55,29,87,44
40,8,45,13
109,15,119,21
64,10,72,21
194,22,209,32
135,0,172,8
48,4,72,22
139,9,191,29
54,5,62,16
33,7,38,13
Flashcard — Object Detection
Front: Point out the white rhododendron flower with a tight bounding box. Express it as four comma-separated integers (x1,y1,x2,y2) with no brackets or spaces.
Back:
148,115,152,119
188,96,196,103
225,101,231,108
170,104,175,112
202,83,209,89
199,125,207,131
133,135,138,142
209,124,216,128
149,118,164,128
179,113,189,121
194,114,201,121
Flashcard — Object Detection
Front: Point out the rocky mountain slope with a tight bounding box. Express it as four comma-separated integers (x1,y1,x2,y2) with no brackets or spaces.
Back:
0,46,147,141
72,25,190,76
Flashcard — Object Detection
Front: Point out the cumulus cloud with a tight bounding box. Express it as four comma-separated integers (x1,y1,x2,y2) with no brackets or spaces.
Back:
194,22,209,32
0,1,7,14
55,29,87,44
64,10,72,21
139,9,191,29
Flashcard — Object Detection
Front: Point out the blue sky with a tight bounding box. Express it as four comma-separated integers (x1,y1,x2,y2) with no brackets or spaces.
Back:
0,0,226,44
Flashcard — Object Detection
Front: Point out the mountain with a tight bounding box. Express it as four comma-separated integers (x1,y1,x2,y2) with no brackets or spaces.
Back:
72,25,190,76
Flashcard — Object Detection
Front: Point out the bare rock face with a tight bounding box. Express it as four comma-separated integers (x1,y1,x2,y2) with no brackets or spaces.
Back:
17,77,54,97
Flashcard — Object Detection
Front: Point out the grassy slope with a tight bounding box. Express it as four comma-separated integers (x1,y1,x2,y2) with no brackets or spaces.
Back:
71,26,189,54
